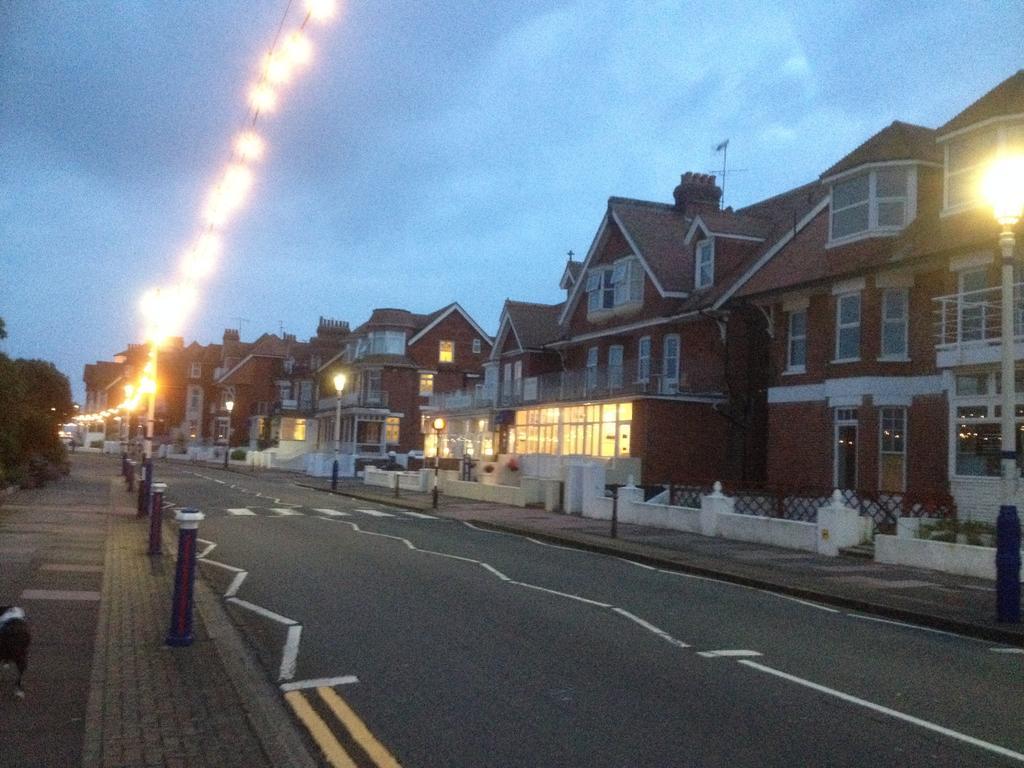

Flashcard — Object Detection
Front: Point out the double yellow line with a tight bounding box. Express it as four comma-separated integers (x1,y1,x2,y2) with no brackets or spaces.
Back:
285,686,402,768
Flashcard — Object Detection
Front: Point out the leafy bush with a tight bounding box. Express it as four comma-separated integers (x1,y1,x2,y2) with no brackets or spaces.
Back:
230,448,247,460
90,439,104,449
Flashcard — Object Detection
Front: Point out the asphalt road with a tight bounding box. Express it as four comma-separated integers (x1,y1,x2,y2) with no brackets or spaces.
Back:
156,461,1024,768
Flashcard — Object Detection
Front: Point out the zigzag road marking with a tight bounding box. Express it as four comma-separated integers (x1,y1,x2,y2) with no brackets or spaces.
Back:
313,509,350,517
269,507,305,516
227,508,256,516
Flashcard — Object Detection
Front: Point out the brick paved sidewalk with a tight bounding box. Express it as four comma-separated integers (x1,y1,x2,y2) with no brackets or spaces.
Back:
78,460,316,768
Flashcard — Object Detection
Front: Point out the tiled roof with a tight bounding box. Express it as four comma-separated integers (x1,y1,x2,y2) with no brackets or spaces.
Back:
505,300,563,349
693,210,773,239
566,261,583,282
937,70,1024,138
608,199,691,293
821,121,939,179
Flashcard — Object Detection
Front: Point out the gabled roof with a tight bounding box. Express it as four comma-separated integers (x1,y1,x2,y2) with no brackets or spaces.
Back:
685,210,771,243
503,300,563,350
559,260,583,290
608,198,691,294
821,121,939,180
407,302,492,346
937,70,1024,139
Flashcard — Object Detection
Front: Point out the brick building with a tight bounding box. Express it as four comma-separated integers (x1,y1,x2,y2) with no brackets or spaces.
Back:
733,70,1024,521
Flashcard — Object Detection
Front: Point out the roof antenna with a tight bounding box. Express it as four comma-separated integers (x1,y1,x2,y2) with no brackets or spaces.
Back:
714,139,729,207
229,316,250,335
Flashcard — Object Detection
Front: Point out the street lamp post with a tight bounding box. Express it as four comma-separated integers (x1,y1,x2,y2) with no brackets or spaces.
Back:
223,400,234,469
432,416,446,509
982,153,1024,624
332,373,346,491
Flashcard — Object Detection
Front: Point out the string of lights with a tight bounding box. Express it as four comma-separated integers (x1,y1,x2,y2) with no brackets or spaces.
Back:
76,0,338,429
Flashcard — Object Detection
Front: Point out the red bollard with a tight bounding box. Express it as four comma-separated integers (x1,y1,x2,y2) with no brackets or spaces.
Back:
148,483,166,555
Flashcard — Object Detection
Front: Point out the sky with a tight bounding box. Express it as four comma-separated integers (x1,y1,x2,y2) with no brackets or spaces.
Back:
1,1,1022,402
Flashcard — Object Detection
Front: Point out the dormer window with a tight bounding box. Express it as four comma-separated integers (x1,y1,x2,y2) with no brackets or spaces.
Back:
695,239,714,289
587,257,643,315
829,166,913,242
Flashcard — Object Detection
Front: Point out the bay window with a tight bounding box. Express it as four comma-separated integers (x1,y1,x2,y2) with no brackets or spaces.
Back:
829,166,913,242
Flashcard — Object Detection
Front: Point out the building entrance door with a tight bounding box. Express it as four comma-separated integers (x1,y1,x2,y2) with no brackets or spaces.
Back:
834,408,858,490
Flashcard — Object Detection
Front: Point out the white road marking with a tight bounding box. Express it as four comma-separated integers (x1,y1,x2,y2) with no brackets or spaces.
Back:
508,581,612,608
698,649,762,658
479,563,512,581
989,647,1024,654
199,558,245,573
418,549,481,564
462,522,503,533
399,510,438,519
197,538,217,558
279,624,302,681
313,509,350,517
227,508,256,516
213,479,226,485
273,498,302,507
225,572,247,598
226,597,298,626
846,613,982,641
738,659,1024,763
619,558,659,570
354,508,395,517
280,676,360,692
270,508,305,516
612,608,689,648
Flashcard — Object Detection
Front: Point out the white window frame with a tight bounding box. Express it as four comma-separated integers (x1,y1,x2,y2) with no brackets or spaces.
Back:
419,372,434,396
637,336,651,383
695,239,714,289
787,309,807,373
834,407,859,490
472,338,482,354
834,293,861,362
662,335,680,393
879,406,907,492
513,359,523,397
190,362,201,379
608,345,624,390
828,166,914,244
438,339,454,363
880,287,909,360
585,347,598,391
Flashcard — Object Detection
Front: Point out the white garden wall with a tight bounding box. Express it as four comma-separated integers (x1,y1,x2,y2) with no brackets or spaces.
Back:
875,533,1023,581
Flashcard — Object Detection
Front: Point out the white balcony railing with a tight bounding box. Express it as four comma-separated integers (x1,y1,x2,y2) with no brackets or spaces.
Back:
934,284,1024,365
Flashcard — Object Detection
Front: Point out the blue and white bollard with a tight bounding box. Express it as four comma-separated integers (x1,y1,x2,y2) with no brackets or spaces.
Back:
165,507,205,647
148,483,166,556
995,505,1021,623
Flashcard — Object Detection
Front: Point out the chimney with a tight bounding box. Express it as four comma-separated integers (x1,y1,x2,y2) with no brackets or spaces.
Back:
673,172,723,215
317,316,350,338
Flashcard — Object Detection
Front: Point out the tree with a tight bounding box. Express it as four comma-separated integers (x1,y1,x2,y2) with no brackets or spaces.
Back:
0,319,73,487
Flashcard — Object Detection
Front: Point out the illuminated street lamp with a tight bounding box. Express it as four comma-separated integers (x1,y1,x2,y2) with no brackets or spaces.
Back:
224,399,235,469
431,416,446,509
981,152,1024,623
332,373,346,491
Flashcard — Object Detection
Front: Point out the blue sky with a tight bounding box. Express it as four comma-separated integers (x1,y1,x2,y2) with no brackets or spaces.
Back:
1,1,1021,401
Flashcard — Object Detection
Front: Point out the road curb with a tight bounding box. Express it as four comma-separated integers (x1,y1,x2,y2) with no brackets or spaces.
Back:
470,519,1024,648
163,517,320,768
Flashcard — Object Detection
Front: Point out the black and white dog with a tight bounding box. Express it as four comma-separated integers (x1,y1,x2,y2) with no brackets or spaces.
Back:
0,606,30,699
